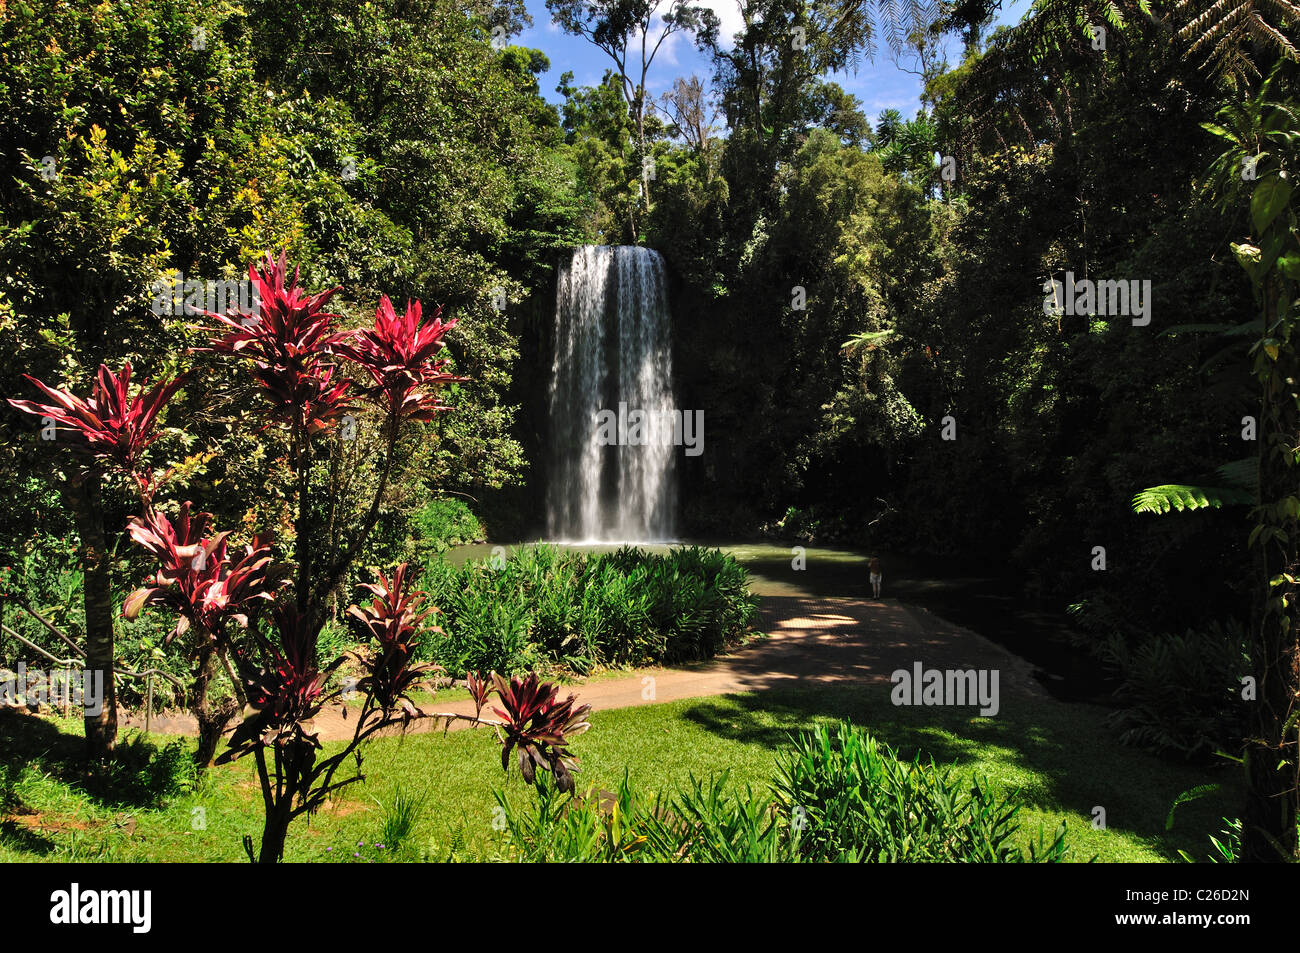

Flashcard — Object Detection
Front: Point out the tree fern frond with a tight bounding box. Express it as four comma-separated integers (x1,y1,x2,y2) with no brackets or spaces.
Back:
1173,0,1300,83
841,329,895,353
1183,0,1245,38
1132,484,1255,515
1101,0,1127,30
1214,457,1259,491
1184,13,1246,57
1246,13,1299,61
1166,783,1223,830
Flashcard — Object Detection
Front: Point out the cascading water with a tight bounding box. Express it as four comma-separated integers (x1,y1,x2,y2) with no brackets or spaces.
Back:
546,245,677,542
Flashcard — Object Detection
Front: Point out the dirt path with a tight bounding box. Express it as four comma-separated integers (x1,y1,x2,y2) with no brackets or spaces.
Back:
119,595,1044,742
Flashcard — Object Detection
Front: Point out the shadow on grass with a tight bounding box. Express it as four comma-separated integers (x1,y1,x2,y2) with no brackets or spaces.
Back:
0,817,59,855
676,684,1242,861
0,709,196,812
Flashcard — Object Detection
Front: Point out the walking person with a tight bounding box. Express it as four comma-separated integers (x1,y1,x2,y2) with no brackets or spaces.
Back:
868,555,883,600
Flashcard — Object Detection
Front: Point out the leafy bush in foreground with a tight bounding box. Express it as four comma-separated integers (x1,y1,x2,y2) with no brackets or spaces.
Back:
773,723,1068,862
420,545,760,676
490,722,1071,863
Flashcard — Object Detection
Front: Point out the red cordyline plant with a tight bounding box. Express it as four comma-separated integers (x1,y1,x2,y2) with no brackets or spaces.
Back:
199,253,466,636
346,562,439,716
334,295,465,421
7,362,186,498
106,250,593,863
230,605,341,751
204,251,353,436
219,605,343,862
218,561,592,863
122,503,284,765
491,672,592,793
123,503,280,641
6,361,187,757
217,578,431,863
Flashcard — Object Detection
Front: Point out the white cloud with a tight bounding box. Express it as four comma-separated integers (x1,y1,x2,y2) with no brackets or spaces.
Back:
697,1,746,45
657,28,682,67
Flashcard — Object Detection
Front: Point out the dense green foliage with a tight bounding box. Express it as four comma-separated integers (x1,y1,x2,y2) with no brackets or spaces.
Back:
3,0,1299,860
493,721,1071,861
1097,620,1252,761
7,680,1237,864
410,498,487,555
0,0,584,744
419,545,759,675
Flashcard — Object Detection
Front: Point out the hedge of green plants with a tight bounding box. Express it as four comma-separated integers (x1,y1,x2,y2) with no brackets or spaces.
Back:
488,722,1072,862
418,545,760,676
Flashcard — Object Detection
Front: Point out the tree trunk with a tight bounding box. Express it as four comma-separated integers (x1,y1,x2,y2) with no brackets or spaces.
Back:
1241,288,1300,862
258,802,293,864
636,105,651,223
191,641,239,770
1242,556,1300,860
66,475,117,760
256,749,303,863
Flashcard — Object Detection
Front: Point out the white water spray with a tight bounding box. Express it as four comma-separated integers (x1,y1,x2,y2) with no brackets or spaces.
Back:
546,246,677,541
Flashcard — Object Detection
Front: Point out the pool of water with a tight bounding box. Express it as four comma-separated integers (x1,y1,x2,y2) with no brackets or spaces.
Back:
444,539,1111,702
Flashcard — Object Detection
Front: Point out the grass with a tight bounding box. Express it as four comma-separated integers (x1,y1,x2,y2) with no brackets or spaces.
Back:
0,683,1239,863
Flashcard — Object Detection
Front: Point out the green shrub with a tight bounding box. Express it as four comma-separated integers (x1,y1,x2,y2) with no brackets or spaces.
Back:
1099,620,1250,760
431,572,541,675
773,722,1068,862
419,545,760,677
411,498,484,556
491,770,791,863
491,723,1071,863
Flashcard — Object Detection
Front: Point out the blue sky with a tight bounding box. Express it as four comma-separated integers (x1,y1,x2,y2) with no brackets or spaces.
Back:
515,0,1034,122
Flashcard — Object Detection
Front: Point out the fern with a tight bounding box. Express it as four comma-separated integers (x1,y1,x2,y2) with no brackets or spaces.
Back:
1133,456,1257,514
1173,0,1300,85
1131,483,1254,514
841,329,895,353
1166,783,1222,830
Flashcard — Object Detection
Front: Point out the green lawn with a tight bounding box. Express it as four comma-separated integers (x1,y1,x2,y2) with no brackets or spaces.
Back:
0,685,1239,863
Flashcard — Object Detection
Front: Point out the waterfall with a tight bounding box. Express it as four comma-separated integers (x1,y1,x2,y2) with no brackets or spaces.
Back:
546,245,677,542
